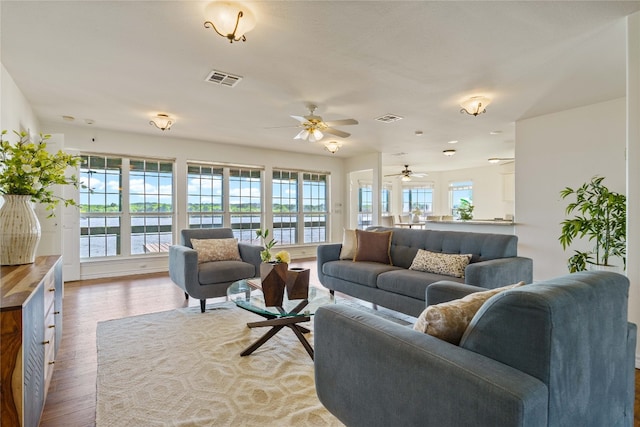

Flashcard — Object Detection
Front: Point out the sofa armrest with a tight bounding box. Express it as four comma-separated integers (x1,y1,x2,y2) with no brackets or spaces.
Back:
426,281,489,305
169,245,199,294
314,305,548,427
238,243,262,276
316,243,342,286
465,256,533,288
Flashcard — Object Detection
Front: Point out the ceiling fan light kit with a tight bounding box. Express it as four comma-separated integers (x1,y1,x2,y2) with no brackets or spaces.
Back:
204,1,256,43
443,149,456,156
460,95,491,116
290,104,358,145
149,113,174,131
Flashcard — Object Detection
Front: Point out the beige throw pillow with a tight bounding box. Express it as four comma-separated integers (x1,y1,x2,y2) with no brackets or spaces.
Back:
409,249,472,278
339,229,357,260
413,281,525,345
191,238,241,263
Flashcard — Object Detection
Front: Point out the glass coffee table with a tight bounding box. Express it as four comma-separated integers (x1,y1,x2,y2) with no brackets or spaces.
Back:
227,279,334,360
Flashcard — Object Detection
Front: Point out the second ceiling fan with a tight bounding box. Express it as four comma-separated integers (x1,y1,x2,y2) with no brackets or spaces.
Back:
385,165,428,182
291,104,358,142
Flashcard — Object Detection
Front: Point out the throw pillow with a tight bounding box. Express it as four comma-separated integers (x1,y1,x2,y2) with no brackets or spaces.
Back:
353,229,393,265
191,238,241,263
409,249,472,278
413,281,525,344
339,229,357,260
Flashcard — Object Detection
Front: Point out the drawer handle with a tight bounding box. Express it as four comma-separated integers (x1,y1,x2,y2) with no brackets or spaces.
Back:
54,311,60,315
49,288,55,292
42,340,50,345
48,361,55,365
48,325,56,329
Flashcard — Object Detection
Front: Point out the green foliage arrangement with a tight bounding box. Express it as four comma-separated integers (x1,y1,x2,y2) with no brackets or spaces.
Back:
457,198,474,220
0,130,82,216
559,176,626,272
256,228,277,262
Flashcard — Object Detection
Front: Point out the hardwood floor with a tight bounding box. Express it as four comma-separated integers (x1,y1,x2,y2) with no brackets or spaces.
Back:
40,260,640,426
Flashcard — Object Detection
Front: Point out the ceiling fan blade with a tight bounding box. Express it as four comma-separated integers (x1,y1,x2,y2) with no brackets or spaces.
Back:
290,115,308,123
324,127,350,138
384,173,403,177
412,173,428,177
323,118,359,127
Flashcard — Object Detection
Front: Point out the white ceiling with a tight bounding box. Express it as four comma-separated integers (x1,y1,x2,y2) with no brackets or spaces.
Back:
2,1,639,176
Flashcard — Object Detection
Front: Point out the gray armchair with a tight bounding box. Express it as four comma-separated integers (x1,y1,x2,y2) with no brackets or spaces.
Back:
169,228,262,312
315,271,636,427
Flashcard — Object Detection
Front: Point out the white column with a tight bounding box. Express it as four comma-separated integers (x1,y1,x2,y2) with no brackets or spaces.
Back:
626,11,640,367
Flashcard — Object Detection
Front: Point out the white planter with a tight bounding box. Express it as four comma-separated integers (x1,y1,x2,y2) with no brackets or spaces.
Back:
588,263,622,274
0,195,41,265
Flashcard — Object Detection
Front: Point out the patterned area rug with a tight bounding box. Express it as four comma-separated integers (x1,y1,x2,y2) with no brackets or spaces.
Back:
97,300,409,426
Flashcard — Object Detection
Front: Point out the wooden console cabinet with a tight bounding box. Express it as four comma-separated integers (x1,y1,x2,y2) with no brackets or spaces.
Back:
1,256,63,427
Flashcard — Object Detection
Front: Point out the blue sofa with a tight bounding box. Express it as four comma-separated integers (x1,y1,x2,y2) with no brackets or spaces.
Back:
317,227,533,317
314,271,637,427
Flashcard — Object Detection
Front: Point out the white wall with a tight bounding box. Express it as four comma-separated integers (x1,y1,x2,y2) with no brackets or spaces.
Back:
515,98,626,280
40,121,346,278
626,11,640,366
1,64,40,135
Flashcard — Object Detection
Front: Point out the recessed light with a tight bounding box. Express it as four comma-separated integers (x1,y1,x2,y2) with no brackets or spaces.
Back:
447,140,458,144
62,115,75,121
443,149,456,156
84,119,95,125
415,130,423,136
489,130,502,135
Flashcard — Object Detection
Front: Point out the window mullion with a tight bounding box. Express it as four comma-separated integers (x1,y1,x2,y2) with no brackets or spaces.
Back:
121,158,132,256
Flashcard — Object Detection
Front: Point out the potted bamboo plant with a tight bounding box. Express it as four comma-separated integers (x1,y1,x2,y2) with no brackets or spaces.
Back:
558,176,626,273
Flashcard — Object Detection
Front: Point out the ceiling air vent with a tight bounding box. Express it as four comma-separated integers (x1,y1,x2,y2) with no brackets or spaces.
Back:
205,69,242,87
375,113,403,123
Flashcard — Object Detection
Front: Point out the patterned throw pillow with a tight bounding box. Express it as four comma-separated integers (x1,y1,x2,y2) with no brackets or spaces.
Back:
353,229,393,265
339,229,357,260
191,238,241,263
413,281,526,344
409,249,472,278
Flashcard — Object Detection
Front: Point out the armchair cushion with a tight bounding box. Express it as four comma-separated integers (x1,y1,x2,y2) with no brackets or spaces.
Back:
414,281,525,344
191,238,241,263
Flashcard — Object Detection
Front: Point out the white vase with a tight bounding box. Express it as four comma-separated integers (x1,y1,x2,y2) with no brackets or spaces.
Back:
0,195,42,265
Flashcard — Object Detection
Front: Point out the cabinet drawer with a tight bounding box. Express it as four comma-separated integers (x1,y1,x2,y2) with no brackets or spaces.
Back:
43,269,56,315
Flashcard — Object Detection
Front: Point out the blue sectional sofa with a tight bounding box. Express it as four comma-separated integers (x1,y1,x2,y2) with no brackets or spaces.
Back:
317,227,533,317
314,271,637,427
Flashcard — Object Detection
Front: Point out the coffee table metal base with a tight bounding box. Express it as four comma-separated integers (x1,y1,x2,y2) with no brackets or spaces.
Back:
239,299,315,359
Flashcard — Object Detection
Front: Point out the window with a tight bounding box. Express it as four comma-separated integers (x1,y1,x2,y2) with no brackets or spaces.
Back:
381,186,390,215
450,180,473,215
229,168,262,242
80,155,174,258
79,155,122,257
187,165,223,229
187,164,263,243
358,184,372,229
402,186,433,215
273,170,298,244
302,173,328,243
129,159,174,254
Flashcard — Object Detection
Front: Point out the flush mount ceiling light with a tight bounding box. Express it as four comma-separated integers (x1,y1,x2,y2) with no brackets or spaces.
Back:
149,114,174,131
204,1,256,43
443,149,456,156
323,140,343,154
460,96,491,116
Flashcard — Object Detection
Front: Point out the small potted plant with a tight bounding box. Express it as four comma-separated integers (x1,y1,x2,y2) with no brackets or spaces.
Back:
558,176,626,272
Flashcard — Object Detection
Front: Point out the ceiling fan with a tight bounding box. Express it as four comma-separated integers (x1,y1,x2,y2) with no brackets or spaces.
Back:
384,165,428,182
290,104,358,142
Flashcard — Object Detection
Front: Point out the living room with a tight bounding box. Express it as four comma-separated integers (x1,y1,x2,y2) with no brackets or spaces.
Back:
2,1,640,426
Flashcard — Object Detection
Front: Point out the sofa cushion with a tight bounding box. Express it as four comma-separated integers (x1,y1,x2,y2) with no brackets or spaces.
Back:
191,238,241,263
354,229,393,264
198,260,256,285
339,229,357,260
322,260,400,288
377,269,463,300
413,281,525,344
409,249,472,278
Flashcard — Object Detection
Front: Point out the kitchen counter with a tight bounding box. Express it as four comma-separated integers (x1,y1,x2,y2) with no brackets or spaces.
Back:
424,219,516,234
